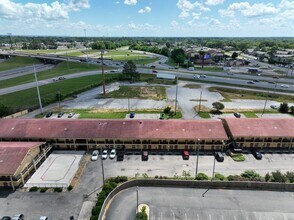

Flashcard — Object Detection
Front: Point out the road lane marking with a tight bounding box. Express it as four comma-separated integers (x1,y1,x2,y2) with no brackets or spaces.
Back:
221,215,224,220
185,213,188,220
209,214,212,220
197,214,199,220
234,216,237,220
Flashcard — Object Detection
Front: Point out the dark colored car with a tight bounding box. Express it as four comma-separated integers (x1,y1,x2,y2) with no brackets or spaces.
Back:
116,151,124,161
45,112,53,118
1,217,11,220
130,112,135,118
57,112,64,118
182,150,189,160
252,150,262,160
215,152,224,162
142,151,148,161
234,112,241,118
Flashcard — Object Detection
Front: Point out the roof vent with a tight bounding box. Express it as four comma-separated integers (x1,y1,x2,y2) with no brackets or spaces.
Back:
64,128,68,131
182,129,185,131
209,129,212,132
156,128,159,131
274,126,278,129
11,127,14,130
123,122,126,125
139,121,142,124
38,128,41,130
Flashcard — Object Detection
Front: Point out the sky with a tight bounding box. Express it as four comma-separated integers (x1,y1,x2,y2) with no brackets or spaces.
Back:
0,0,293,37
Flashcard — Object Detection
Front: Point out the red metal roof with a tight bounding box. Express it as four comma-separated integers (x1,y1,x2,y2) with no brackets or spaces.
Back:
0,142,43,176
223,118,294,138
0,119,228,140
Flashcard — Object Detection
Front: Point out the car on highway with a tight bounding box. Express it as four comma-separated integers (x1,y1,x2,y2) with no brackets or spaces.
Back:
91,150,99,161
253,79,260,82
268,81,276,84
110,70,116,73
57,112,64,118
53,78,59,82
152,70,158,73
227,72,234,75
45,112,53,118
252,150,262,160
199,74,206,78
58,76,66,80
272,76,279,79
270,105,278,109
281,84,290,88
234,112,241,118
101,150,108,160
109,149,116,159
247,81,255,84
68,112,75,118
12,214,24,220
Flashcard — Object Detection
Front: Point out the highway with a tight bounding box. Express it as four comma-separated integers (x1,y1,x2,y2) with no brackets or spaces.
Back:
105,187,294,220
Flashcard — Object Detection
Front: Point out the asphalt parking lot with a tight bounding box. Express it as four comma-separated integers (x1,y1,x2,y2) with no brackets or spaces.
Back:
1,153,294,219
105,187,294,220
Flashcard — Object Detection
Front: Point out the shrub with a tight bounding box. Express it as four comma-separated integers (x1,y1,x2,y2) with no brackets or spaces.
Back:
271,170,287,183
134,212,148,220
231,154,245,162
196,173,209,180
54,187,63,192
102,182,118,195
265,173,271,182
227,175,246,181
90,215,98,220
29,186,39,192
215,173,226,181
92,206,101,216
241,170,263,181
286,171,294,183
279,102,289,113
40,187,48,193
155,175,158,179
142,173,149,178
67,185,73,191
98,191,107,200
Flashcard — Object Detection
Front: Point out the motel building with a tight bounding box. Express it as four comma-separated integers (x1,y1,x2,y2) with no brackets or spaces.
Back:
222,118,294,152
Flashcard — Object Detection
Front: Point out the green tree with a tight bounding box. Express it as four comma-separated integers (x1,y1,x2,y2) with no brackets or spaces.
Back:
271,170,287,183
279,102,289,113
161,47,170,57
134,206,148,220
231,52,238,60
0,103,10,117
212,102,225,112
290,106,294,115
171,48,186,64
122,60,140,81
163,106,171,114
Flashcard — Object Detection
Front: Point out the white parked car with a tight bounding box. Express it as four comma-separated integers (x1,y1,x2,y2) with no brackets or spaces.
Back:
91,150,99,161
101,150,108,159
39,217,48,220
109,149,116,159
12,214,24,220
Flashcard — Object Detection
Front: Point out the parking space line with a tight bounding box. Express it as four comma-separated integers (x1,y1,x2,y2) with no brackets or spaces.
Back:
234,215,237,220
221,215,224,220
185,213,188,220
172,212,175,220
197,213,200,220
246,217,249,220
160,212,163,220
209,214,212,220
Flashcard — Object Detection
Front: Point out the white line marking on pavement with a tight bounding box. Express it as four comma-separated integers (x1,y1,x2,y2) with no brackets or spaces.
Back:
160,212,163,220
209,214,212,220
221,215,224,220
197,214,199,220
185,213,188,220
234,216,237,220
173,212,175,220
246,217,249,220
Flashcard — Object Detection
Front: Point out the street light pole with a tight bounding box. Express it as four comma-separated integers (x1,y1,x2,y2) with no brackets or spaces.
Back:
174,74,178,114
198,91,203,115
34,65,43,115
58,91,61,112
261,90,269,117
101,51,106,95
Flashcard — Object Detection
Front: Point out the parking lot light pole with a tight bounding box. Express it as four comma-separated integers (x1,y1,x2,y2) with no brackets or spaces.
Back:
195,138,200,178
212,156,216,181
100,146,105,185
136,186,139,219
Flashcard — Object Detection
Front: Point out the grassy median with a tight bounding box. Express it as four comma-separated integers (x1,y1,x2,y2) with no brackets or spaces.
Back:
0,56,40,71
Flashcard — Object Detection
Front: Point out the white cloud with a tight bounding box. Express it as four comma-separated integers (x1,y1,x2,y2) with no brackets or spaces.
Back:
128,23,153,30
115,1,120,4
0,0,89,21
171,20,179,28
176,0,195,11
279,0,294,9
176,0,210,19
226,2,279,17
179,10,190,19
138,6,151,14
208,18,221,26
205,0,224,6
218,9,234,17
124,0,137,5
192,12,201,20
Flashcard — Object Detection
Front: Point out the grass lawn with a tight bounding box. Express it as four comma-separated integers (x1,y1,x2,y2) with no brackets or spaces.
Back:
208,87,294,103
183,84,201,89
243,112,258,118
198,112,211,118
0,61,112,89
140,74,176,85
0,56,40,71
73,109,182,119
0,74,119,111
102,85,166,100
231,154,245,162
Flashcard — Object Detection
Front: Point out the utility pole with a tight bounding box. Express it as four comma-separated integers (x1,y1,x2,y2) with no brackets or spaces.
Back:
174,75,179,115
128,98,130,112
66,51,70,73
198,91,203,115
7,33,12,50
212,156,216,181
58,91,61,112
136,186,139,218
34,65,43,115
101,51,106,95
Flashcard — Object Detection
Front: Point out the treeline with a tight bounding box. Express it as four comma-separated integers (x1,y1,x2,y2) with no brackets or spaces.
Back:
91,41,126,50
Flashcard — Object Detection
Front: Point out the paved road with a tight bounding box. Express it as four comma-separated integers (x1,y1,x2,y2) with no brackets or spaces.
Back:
0,64,55,80
105,187,294,220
